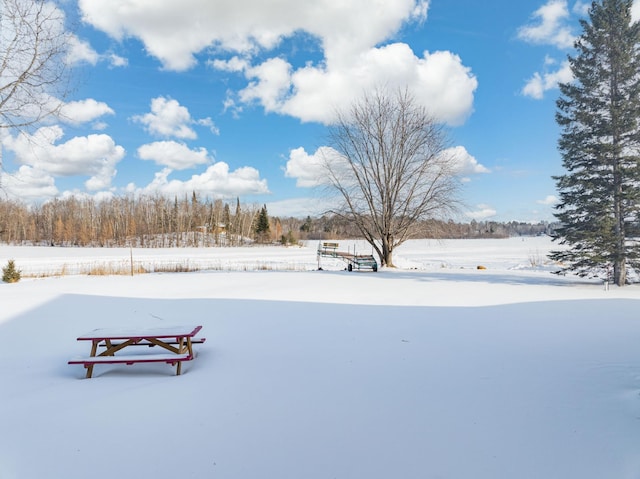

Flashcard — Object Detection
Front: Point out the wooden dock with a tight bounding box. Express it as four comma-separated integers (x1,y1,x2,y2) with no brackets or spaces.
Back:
317,242,378,272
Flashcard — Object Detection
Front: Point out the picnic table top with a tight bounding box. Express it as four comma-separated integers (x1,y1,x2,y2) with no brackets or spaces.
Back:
76,325,202,341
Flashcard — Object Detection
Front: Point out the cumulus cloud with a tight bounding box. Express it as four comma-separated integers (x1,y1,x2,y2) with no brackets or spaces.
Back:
2,126,125,191
443,146,490,177
79,0,428,70
137,141,212,170
240,58,293,112
108,53,128,68
518,1,579,99
0,166,59,201
66,34,100,65
209,56,250,72
284,146,350,188
285,147,330,188
466,205,497,220
537,194,558,205
132,96,217,139
59,99,115,125
79,1,476,126
522,60,573,99
517,0,575,49
133,164,269,199
230,44,476,125
65,34,129,68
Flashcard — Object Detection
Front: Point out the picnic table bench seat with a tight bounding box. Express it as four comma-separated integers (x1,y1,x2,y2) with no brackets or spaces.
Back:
68,353,192,366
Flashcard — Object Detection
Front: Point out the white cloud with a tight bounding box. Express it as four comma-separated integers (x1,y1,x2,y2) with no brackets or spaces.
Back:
80,1,476,126
108,53,128,68
411,0,430,21
79,0,429,70
443,146,490,177
209,56,250,72
240,58,293,112
285,147,329,188
65,34,129,69
138,141,212,170
3,126,125,191
66,34,100,65
466,205,497,220
572,1,590,16
522,60,573,99
285,146,349,188
196,118,220,136
0,166,59,201
518,0,575,49
634,1,640,22
236,45,476,125
132,96,216,139
59,99,115,125
56,189,116,203
537,194,558,205
133,164,269,199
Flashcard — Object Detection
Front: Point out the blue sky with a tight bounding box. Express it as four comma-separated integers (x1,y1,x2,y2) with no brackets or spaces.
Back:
3,0,637,221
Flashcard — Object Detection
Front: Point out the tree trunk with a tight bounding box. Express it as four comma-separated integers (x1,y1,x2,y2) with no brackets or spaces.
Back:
613,158,626,286
614,259,626,286
382,238,394,268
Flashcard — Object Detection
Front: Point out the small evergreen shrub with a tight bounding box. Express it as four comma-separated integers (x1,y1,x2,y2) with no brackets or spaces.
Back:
2,259,21,283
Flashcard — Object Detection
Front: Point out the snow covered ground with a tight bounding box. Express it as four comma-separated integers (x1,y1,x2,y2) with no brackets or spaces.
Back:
1,236,639,479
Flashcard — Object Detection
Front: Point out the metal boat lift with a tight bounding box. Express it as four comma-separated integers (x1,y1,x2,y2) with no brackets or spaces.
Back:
317,242,378,272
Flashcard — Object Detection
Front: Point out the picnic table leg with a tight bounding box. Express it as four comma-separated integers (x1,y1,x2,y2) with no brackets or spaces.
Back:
176,337,185,375
186,337,194,360
86,340,99,379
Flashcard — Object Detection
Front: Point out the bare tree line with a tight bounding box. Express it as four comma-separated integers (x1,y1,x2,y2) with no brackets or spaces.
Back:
0,194,262,247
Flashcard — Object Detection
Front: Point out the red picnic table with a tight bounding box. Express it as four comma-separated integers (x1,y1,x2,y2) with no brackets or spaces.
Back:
68,325,206,378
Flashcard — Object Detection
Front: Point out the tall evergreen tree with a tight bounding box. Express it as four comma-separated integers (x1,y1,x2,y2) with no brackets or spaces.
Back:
222,203,231,229
254,204,271,243
551,0,640,286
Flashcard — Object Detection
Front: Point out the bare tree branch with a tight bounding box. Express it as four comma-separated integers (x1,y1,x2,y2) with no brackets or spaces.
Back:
0,0,68,130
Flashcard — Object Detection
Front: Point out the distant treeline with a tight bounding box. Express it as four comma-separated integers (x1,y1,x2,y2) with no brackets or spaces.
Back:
0,195,555,247
295,215,555,241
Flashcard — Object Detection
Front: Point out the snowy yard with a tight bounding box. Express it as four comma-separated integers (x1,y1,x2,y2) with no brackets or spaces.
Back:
1,237,639,479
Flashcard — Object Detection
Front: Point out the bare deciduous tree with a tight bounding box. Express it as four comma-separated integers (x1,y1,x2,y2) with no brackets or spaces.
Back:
325,88,460,267
0,0,69,188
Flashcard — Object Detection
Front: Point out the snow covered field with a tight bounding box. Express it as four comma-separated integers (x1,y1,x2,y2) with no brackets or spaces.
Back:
1,236,639,479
